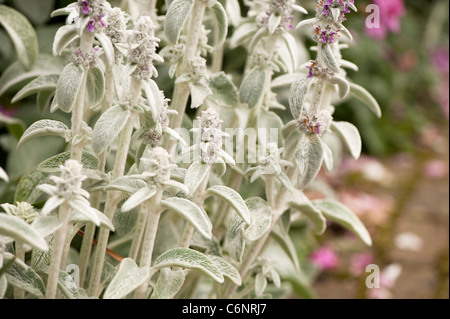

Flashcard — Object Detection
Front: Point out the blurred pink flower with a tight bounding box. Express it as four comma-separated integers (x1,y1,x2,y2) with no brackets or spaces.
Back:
339,191,393,225
349,253,374,276
423,160,448,179
430,48,449,118
310,247,339,270
0,104,17,117
367,263,402,299
365,0,405,40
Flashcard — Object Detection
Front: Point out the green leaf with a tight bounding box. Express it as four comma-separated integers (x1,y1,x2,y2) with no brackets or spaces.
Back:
14,170,47,203
86,67,105,108
153,248,224,283
0,166,8,182
151,268,185,299
0,276,7,299
227,213,246,262
329,75,350,98
52,25,78,56
14,0,55,25
208,255,241,286
330,121,361,160
104,258,150,299
17,119,69,150
206,185,251,224
31,216,62,238
37,151,99,173
224,0,241,27
95,32,115,69
239,67,266,108
161,197,212,239
229,20,257,48
56,268,80,299
113,209,138,236
122,187,157,213
271,225,301,274
321,140,334,171
5,259,45,297
68,197,101,226
0,5,38,71
320,43,340,73
244,197,272,241
12,74,58,103
281,32,299,73
349,83,382,118
210,2,228,49
55,63,85,113
164,0,194,44
206,72,238,108
255,272,267,296
0,112,25,140
188,81,212,109
106,177,147,195
295,132,324,189
185,161,210,196
92,105,130,154
313,199,372,246
0,214,48,251
0,54,64,97
287,189,326,235
37,90,55,114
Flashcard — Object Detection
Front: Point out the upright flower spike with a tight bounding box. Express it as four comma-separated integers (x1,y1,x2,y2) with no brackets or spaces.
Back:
77,0,108,33
128,16,164,80
104,7,129,63
139,147,177,186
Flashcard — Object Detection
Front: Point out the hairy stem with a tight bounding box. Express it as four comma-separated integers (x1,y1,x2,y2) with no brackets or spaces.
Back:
14,243,25,299
128,201,149,261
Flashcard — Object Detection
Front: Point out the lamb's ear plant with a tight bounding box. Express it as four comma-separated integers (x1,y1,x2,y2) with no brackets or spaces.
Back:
0,0,382,299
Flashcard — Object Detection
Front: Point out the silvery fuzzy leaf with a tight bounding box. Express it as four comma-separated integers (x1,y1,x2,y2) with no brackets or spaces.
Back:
320,43,340,73
206,185,251,224
0,214,48,251
229,21,257,48
31,242,52,271
185,161,210,196
245,197,272,241
55,63,85,113
164,127,188,148
150,268,185,299
0,276,7,299
189,81,212,109
162,180,190,195
211,157,227,177
206,72,239,108
164,0,194,44
31,216,62,238
38,266,81,299
208,255,242,286
329,75,350,98
338,24,353,42
281,32,299,73
92,104,131,154
272,73,302,89
312,199,372,246
276,170,295,192
104,258,151,299
227,213,246,262
121,187,157,213
321,140,334,172
287,189,326,235
289,77,313,119
95,32,115,69
295,132,324,189
340,60,359,71
255,272,267,297
14,170,48,203
295,18,316,31
224,0,241,26
106,176,147,195
239,67,266,108
87,66,105,109
330,121,361,160
175,73,192,84
153,248,224,283
5,258,45,297
12,74,58,104
52,25,78,56
161,197,212,239
210,2,228,49
0,5,38,71
349,83,382,118
271,224,301,274
113,209,138,236
191,231,221,256
270,268,281,288
17,119,69,150
292,4,308,14
268,13,281,34
37,151,99,173
68,197,101,226
282,120,299,140
0,54,64,97
248,27,266,53
0,166,8,182
331,8,341,23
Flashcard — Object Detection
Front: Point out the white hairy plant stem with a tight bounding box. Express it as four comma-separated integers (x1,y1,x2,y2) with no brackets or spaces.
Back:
88,78,141,295
128,201,149,261
165,0,207,147
46,202,70,299
78,151,107,287
14,243,25,299
134,191,163,299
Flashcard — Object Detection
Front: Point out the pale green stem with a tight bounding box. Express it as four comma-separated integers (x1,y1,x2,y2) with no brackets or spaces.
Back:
46,202,70,299
211,47,224,73
128,201,149,261
14,243,25,299
88,110,138,296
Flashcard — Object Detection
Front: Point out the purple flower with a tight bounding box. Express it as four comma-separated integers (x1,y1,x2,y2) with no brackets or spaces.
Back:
349,253,373,276
81,0,89,14
365,0,405,40
310,246,339,270
86,20,95,32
